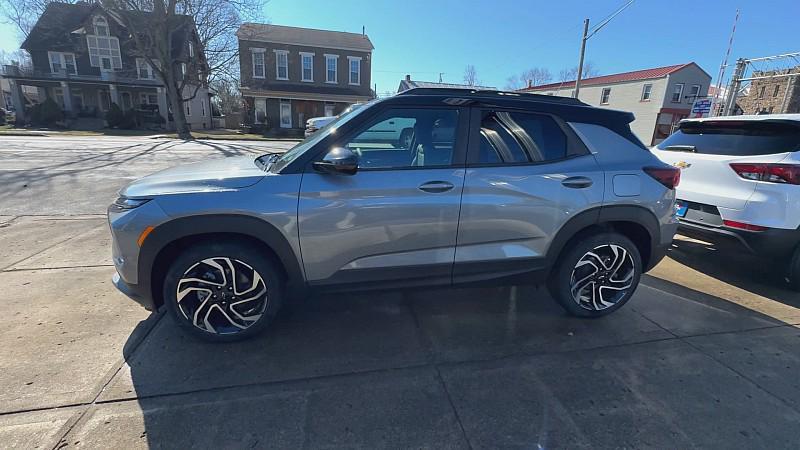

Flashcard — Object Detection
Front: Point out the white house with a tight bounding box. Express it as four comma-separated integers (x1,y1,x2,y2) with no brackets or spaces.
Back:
520,63,711,146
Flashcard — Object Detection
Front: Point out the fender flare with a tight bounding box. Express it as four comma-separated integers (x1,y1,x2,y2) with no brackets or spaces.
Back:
545,205,661,267
138,214,306,303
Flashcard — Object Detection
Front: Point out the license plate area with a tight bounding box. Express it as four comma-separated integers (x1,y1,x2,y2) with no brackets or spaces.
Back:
677,200,723,226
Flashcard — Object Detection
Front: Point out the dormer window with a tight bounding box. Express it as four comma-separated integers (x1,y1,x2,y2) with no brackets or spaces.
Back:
188,42,194,58
93,16,109,37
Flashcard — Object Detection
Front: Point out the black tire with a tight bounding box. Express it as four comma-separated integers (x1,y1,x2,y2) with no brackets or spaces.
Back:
548,232,642,318
163,241,284,342
787,246,800,291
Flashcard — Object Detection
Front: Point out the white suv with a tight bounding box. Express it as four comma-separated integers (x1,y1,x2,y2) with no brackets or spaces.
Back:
652,114,800,288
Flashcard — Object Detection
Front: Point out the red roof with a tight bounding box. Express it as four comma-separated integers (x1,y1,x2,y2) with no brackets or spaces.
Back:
522,63,698,91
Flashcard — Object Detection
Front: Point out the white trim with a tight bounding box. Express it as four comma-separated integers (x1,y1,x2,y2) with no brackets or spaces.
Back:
347,56,361,86
274,50,289,80
251,49,266,79
671,83,684,103
48,51,77,75
300,52,314,82
325,54,338,84
188,42,194,58
279,100,292,128
640,83,652,102
136,58,154,80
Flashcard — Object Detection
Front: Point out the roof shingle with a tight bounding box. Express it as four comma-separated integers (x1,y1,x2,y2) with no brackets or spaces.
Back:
521,63,701,91
237,23,374,51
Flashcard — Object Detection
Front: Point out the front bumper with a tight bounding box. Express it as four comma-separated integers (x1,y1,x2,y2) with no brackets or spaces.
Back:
678,219,800,259
113,272,156,310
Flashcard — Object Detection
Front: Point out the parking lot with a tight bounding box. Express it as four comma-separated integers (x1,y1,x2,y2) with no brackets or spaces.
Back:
1,135,800,448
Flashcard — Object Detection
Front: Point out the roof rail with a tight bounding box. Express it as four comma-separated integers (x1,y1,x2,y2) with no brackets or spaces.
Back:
397,87,587,106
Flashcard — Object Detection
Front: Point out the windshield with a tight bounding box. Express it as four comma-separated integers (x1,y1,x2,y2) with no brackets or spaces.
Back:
269,100,377,173
657,121,800,156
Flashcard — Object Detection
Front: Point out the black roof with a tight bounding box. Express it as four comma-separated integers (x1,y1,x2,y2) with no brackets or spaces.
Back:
391,87,637,126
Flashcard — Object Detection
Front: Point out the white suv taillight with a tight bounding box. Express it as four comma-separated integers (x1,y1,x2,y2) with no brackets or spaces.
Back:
730,163,800,185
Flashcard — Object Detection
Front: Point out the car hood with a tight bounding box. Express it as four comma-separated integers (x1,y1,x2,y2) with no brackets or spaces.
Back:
121,156,266,197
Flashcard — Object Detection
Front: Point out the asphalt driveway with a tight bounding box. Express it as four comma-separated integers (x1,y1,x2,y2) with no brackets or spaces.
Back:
1,136,799,448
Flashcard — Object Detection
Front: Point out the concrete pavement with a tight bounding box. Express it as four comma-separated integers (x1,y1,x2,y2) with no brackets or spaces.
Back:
1,136,800,448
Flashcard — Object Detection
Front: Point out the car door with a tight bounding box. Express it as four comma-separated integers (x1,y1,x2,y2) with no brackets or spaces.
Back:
298,105,468,287
453,108,604,282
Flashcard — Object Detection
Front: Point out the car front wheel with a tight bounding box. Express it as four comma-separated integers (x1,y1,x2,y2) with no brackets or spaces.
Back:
548,232,642,317
163,242,283,342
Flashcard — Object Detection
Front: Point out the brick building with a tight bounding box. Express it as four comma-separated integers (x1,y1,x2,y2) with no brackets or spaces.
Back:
737,67,800,115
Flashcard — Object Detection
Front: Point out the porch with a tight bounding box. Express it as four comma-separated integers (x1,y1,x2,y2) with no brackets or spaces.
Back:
3,67,169,129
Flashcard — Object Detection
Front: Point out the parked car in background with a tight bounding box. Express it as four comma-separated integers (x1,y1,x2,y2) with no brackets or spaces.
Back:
109,88,679,341
304,103,364,137
652,115,800,289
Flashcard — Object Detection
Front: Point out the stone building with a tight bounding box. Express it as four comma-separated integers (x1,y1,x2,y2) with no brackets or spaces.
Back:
737,67,800,115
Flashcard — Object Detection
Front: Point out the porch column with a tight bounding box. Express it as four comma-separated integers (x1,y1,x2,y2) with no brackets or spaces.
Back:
109,84,119,106
156,87,169,129
60,82,73,117
8,79,25,124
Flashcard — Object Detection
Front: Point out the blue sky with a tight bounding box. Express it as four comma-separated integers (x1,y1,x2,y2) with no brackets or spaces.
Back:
2,0,798,93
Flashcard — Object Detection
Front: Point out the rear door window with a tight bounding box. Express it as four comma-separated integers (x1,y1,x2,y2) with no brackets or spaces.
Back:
476,111,569,164
657,121,800,156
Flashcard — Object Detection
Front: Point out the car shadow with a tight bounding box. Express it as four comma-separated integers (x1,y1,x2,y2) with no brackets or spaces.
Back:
666,235,800,308
111,277,800,447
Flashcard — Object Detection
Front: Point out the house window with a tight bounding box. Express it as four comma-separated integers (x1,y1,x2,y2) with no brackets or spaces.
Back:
324,103,335,117
251,49,265,78
185,101,191,116
325,54,338,83
181,63,187,80
279,101,292,128
54,87,65,108
201,99,206,116
600,87,611,104
93,16,108,37
254,98,267,124
48,52,77,75
300,52,314,82
140,93,158,105
671,83,684,103
275,50,288,80
136,58,154,79
759,85,766,98
641,84,652,101
774,85,781,97
689,84,701,102
348,56,361,85
87,35,121,70
188,42,194,58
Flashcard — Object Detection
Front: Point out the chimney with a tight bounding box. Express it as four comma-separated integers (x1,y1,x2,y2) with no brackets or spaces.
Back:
362,26,365,36
405,74,411,82
527,79,532,89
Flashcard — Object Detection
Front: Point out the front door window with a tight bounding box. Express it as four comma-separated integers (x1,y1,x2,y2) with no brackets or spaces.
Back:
280,101,291,128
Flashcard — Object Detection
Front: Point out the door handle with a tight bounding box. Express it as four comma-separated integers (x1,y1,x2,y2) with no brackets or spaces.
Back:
561,176,593,189
418,181,455,193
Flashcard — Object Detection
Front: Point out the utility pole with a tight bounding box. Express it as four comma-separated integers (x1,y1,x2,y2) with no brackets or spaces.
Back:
573,0,635,98
723,58,747,116
574,18,590,98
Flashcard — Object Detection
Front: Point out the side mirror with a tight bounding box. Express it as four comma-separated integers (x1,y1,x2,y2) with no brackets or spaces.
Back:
313,147,358,176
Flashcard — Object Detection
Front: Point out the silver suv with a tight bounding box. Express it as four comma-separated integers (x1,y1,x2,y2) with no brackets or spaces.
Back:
109,88,680,341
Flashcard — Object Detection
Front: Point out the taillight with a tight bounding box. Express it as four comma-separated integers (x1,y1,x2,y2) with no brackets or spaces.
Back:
730,163,800,185
644,167,681,189
722,220,769,232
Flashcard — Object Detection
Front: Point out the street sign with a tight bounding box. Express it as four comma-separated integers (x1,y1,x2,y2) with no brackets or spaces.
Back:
690,97,714,118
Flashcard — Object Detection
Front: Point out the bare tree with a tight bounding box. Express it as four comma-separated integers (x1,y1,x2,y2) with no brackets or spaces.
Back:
0,0,80,38
96,0,264,138
210,77,241,116
559,61,600,81
0,49,31,68
505,67,553,90
463,65,480,86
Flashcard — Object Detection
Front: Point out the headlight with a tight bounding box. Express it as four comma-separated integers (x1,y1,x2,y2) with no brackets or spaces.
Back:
111,196,151,211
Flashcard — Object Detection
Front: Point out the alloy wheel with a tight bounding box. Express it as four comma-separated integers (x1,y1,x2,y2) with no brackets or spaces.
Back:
569,244,635,311
176,257,268,335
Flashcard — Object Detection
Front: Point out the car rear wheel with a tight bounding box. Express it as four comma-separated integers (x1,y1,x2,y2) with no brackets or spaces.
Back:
548,232,642,317
163,242,283,342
